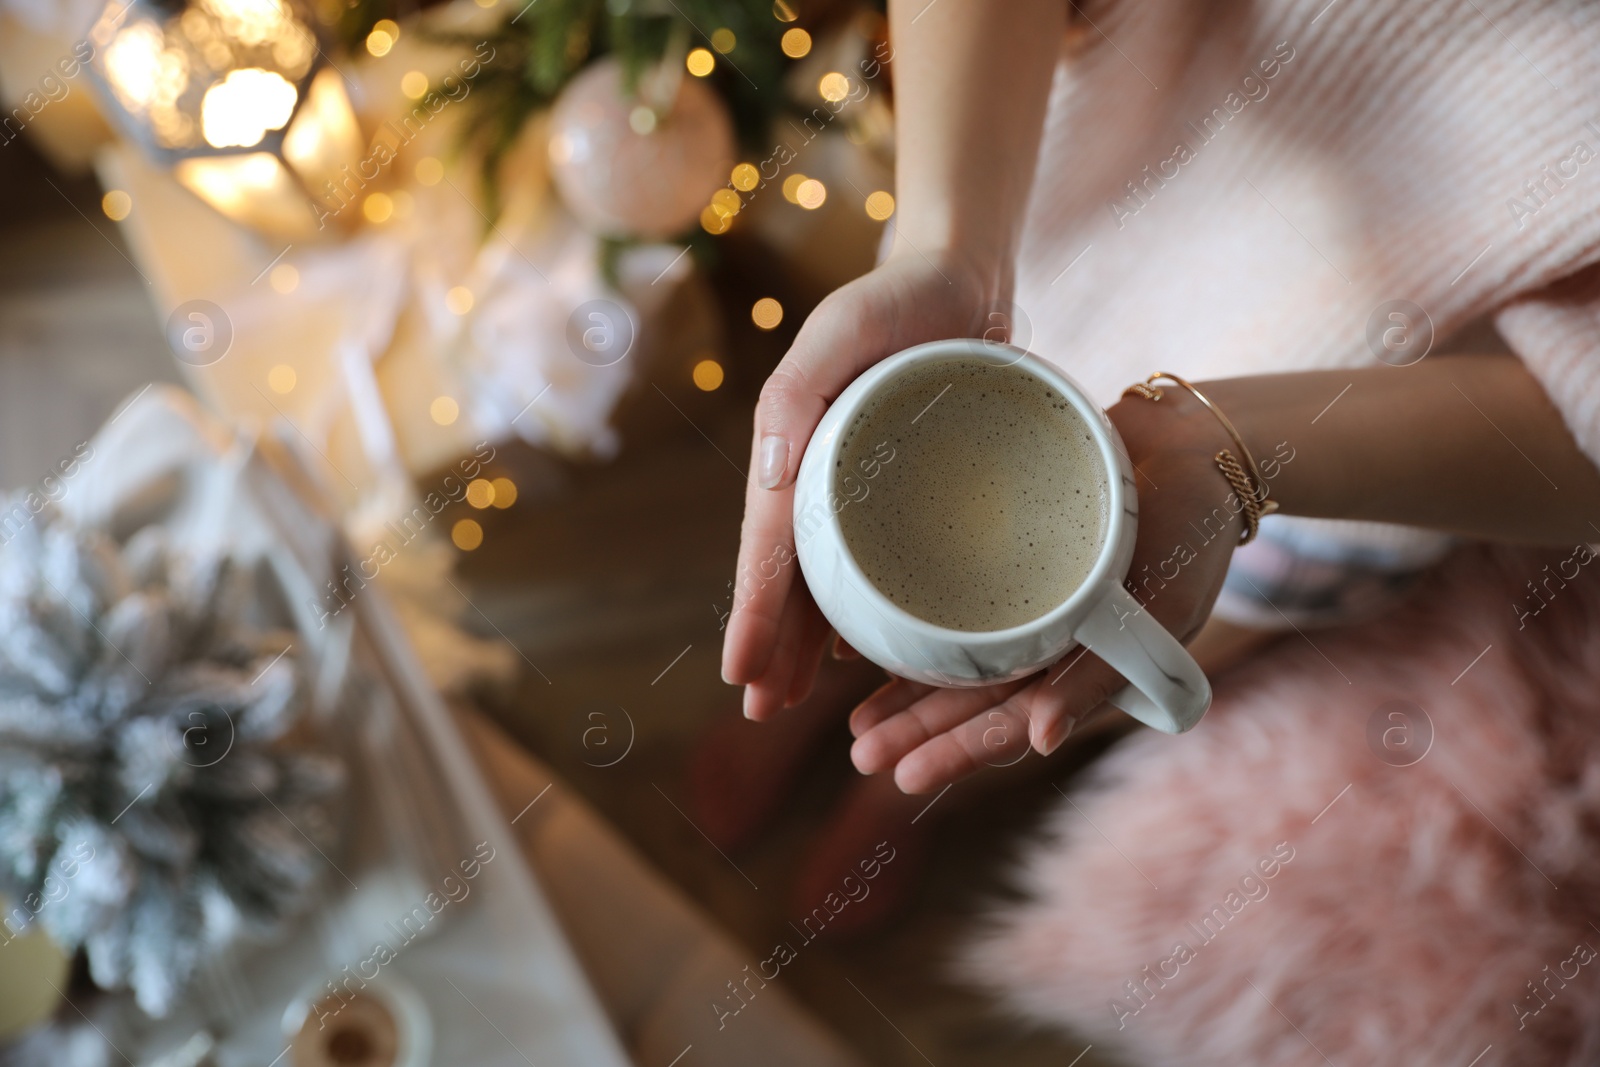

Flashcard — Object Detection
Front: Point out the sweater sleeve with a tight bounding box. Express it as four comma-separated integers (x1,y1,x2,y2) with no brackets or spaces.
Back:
1496,263,1600,471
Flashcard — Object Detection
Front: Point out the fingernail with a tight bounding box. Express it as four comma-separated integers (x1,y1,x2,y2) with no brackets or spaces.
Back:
1039,717,1074,756
757,435,788,490
742,686,757,720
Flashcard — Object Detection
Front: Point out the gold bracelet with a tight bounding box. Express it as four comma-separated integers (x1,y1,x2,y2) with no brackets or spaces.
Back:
1122,372,1279,545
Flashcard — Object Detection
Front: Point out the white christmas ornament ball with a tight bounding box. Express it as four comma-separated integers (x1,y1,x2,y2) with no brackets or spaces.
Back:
548,57,735,240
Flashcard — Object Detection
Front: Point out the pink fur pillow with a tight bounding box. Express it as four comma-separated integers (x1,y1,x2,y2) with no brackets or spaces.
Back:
961,544,1600,1066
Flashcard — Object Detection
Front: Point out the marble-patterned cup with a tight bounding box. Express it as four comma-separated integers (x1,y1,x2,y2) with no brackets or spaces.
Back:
792,339,1211,735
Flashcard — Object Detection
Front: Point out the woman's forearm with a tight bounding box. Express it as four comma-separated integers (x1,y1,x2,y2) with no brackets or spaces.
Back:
888,0,1063,280
1201,355,1600,545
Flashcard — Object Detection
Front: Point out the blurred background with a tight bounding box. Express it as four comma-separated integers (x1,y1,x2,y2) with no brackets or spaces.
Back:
0,1,1113,1064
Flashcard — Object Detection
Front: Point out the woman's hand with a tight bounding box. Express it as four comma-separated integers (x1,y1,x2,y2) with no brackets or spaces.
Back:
721,249,1005,719
721,0,1067,719
847,388,1247,793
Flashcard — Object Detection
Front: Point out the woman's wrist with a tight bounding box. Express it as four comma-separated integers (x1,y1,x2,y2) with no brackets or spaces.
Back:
884,233,1013,304
1197,375,1351,520
1109,388,1250,542
1111,386,1238,469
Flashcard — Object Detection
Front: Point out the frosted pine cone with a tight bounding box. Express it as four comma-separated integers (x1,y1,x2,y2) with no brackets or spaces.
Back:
0,499,344,1016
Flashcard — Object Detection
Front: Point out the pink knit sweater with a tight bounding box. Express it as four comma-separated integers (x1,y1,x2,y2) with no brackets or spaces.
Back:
968,11,1600,1061
1015,0,1600,465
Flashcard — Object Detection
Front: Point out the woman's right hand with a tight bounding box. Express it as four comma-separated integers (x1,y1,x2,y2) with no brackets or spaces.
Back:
721,247,1006,720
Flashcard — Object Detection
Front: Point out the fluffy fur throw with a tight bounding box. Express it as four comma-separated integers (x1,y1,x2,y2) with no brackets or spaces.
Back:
962,543,1600,1066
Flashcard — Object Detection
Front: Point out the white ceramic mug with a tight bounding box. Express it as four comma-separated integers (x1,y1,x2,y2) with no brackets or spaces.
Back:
792,339,1211,734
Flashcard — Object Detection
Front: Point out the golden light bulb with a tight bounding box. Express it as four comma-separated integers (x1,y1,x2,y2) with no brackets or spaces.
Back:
731,163,759,191
628,105,657,135
701,205,732,234
490,477,518,508
751,298,783,330
686,48,715,77
415,157,444,186
268,364,297,393
362,192,394,223
865,190,895,221
101,190,132,220
269,262,299,293
430,395,460,425
693,359,725,391
818,72,850,103
781,28,812,58
796,178,826,210
711,188,742,218
465,478,495,508
445,286,474,315
451,519,483,551
710,28,736,53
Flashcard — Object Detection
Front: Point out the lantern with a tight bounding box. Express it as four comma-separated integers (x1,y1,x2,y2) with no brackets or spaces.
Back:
87,0,363,239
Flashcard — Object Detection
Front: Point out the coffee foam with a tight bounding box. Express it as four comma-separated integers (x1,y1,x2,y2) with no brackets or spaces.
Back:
837,358,1109,632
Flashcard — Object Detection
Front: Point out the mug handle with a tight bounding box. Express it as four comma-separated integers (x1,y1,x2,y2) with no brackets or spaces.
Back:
1072,585,1211,734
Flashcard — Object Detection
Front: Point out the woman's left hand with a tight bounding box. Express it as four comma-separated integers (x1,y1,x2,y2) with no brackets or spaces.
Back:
847,388,1249,794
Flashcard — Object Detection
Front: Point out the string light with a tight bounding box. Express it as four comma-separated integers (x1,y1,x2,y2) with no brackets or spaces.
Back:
710,28,736,53
362,192,393,223
445,286,474,315
686,48,715,76
430,396,459,425
772,0,798,21
269,263,299,293
731,163,759,191
781,173,808,203
865,190,896,220
400,71,428,99
466,478,495,508
451,519,483,551
415,157,443,185
700,205,732,234
693,358,725,391
711,188,742,218
101,190,132,220
818,72,850,102
628,105,657,134
751,298,783,330
796,178,826,210
490,477,518,508
781,28,811,58
268,364,296,393
365,20,398,56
